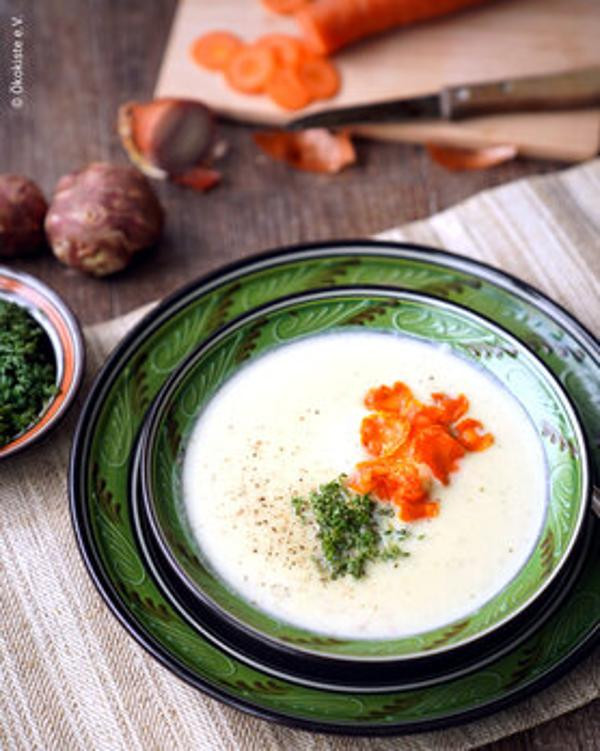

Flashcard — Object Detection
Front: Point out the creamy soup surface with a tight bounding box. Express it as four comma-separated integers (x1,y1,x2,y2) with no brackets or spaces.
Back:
183,332,546,639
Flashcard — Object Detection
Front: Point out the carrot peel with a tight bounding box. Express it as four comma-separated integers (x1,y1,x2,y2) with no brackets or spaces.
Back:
426,144,518,172
172,166,221,192
254,129,356,173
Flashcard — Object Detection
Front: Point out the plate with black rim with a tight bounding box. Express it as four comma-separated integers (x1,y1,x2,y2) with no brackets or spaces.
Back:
136,283,591,663
130,423,594,693
70,240,600,735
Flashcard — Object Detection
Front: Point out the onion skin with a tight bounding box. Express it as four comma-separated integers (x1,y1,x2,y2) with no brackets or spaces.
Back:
0,175,48,257
45,162,164,277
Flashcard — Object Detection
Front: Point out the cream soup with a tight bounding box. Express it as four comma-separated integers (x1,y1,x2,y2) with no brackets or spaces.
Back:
182,332,546,639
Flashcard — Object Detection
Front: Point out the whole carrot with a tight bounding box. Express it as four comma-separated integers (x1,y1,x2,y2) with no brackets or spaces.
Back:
296,0,492,55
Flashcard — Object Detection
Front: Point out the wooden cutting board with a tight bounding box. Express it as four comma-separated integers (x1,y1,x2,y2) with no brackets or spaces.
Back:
155,0,600,161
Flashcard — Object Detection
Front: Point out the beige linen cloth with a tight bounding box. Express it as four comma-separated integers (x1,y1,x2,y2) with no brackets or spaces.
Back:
1,160,599,751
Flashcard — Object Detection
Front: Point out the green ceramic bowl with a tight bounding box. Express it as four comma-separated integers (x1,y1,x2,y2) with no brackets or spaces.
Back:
140,286,590,661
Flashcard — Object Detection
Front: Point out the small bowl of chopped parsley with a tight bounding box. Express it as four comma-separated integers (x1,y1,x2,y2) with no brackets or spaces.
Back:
0,267,84,459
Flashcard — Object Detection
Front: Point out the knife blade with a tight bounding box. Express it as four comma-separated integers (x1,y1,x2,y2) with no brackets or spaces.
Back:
289,66,600,130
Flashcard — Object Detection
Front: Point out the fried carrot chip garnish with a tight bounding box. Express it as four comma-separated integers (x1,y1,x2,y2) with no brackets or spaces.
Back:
348,381,493,522
426,143,518,171
254,129,356,173
454,418,495,451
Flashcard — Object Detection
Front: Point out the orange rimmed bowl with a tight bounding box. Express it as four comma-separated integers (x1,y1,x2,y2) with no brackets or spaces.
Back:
0,266,85,460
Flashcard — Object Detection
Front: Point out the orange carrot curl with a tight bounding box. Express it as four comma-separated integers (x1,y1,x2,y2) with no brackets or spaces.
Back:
348,381,493,522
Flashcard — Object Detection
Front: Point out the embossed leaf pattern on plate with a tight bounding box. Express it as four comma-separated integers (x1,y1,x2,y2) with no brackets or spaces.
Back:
77,247,598,729
145,289,585,660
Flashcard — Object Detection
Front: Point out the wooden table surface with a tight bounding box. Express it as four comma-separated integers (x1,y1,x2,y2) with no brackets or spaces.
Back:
2,0,598,748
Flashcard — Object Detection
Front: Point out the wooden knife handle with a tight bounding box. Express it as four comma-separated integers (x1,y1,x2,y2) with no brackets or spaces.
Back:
441,67,600,120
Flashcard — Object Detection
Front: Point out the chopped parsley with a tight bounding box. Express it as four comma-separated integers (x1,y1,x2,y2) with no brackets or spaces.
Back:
0,300,57,447
292,476,410,580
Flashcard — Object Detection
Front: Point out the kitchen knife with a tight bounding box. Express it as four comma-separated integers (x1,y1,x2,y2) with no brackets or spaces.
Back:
289,66,600,129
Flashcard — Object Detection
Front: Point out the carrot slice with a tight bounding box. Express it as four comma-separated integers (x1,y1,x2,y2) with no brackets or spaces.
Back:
426,143,518,171
256,33,308,68
191,24,341,113
226,45,277,94
254,129,356,173
190,31,244,71
261,0,310,14
266,67,313,111
297,56,340,100
296,0,491,55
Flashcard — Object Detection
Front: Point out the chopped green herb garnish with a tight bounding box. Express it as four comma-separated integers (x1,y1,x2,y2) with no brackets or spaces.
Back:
291,476,412,580
379,543,410,562
0,300,57,447
291,495,307,521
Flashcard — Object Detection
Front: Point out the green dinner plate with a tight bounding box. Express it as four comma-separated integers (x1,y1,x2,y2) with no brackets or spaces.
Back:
140,286,588,661
131,440,593,693
70,241,600,734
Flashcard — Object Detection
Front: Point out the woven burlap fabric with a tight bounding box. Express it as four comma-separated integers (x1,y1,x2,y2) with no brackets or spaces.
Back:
1,160,599,751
